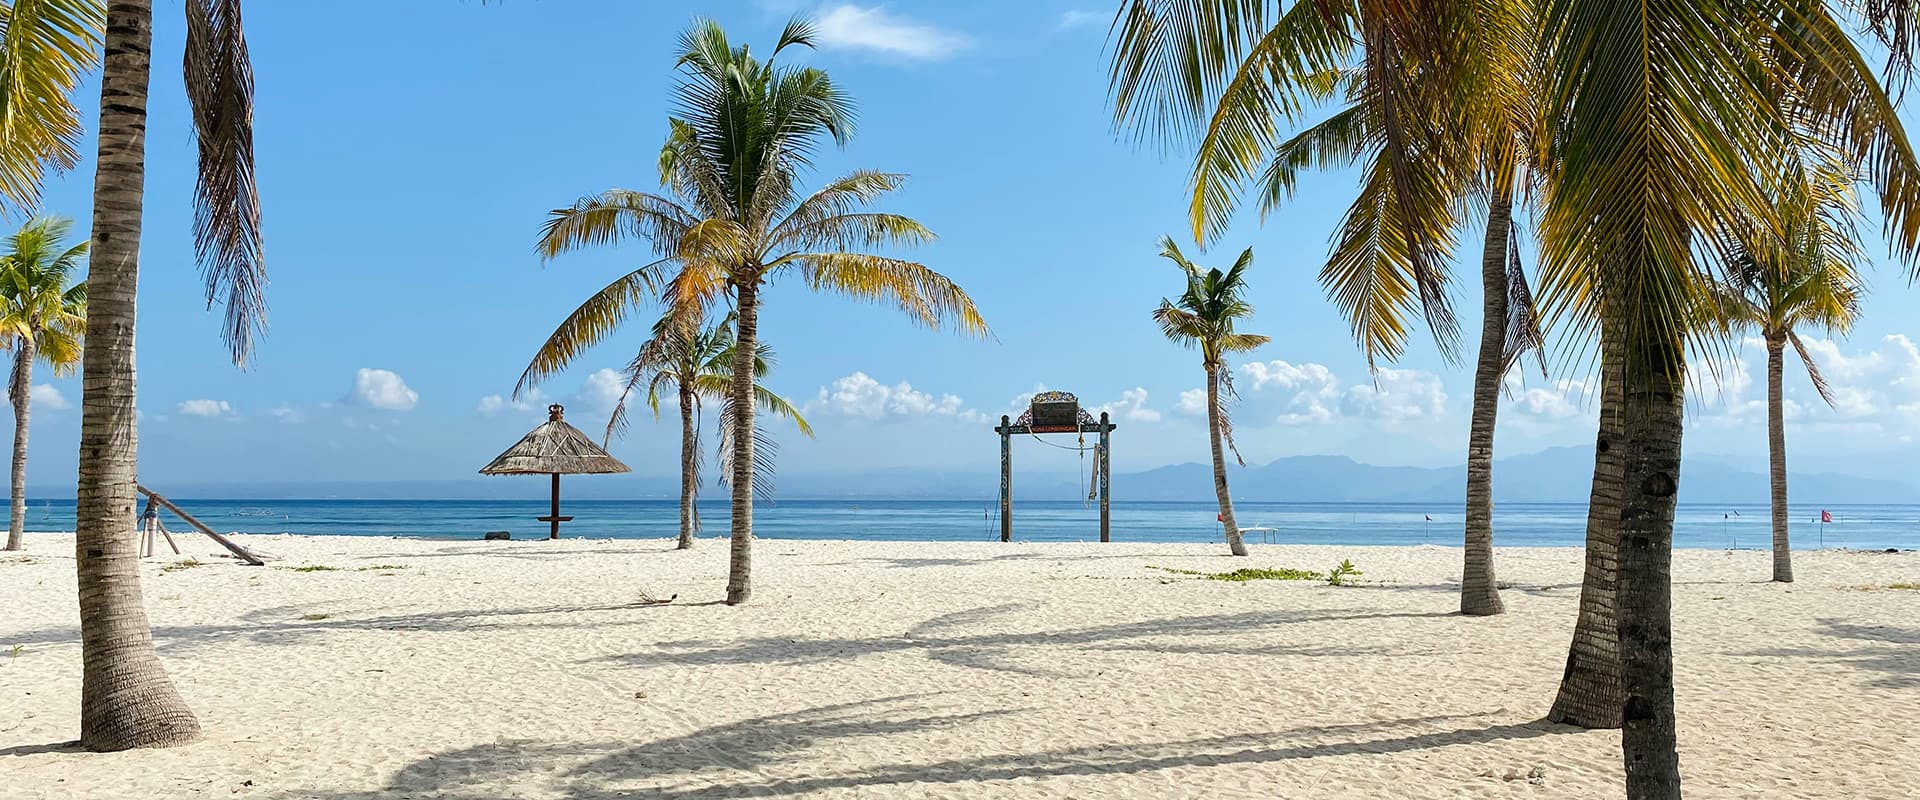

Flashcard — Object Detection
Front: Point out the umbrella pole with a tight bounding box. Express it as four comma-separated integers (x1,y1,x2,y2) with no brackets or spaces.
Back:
550,473,561,540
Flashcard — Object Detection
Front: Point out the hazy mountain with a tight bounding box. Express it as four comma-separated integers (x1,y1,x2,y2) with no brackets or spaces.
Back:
26,446,1914,504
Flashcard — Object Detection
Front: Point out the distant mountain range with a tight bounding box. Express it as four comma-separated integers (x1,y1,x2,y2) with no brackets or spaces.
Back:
28,446,1915,504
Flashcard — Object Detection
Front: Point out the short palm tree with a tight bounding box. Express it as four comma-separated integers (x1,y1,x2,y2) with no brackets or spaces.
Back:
0,216,85,552
1706,164,1862,584
606,312,812,550
521,18,986,605
1152,237,1268,557
74,0,264,751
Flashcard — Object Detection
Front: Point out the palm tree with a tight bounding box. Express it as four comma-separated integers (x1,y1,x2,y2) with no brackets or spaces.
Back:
75,0,264,751
1705,163,1863,584
604,312,812,550
1532,0,1920,792
0,216,85,552
1107,0,1541,615
1153,237,1269,557
520,18,987,605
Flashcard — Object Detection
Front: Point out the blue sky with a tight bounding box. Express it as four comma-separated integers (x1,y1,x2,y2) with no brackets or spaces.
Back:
17,0,1920,490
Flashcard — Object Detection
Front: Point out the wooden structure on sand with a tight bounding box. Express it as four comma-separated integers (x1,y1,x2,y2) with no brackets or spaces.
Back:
136,484,269,565
993,391,1115,543
479,404,631,539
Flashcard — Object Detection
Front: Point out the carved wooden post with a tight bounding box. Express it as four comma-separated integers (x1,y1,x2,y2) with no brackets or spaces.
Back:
999,414,1012,542
1099,412,1112,543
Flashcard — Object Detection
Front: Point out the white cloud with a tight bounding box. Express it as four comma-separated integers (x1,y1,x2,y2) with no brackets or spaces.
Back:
176,399,234,418
271,405,304,424
810,372,978,421
1058,9,1106,29
571,369,627,415
28,384,68,411
1094,387,1162,423
1176,388,1208,417
478,388,547,416
1241,360,1342,425
347,368,419,411
1186,360,1449,427
1342,367,1448,422
1503,374,1595,421
813,4,971,60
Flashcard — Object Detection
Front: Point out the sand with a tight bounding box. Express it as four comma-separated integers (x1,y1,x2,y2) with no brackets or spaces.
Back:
1,533,1915,799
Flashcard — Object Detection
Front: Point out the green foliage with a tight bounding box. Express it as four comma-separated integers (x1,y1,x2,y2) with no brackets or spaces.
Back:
1886,583,1920,591
0,216,88,375
356,564,409,571
298,613,330,621
160,558,204,573
1149,565,1321,581
1325,559,1363,586
7,643,21,659
282,564,340,573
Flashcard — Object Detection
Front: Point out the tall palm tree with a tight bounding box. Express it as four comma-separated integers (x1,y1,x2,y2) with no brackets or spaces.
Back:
0,216,85,552
1107,0,1542,615
521,18,987,605
1533,0,1920,792
1153,237,1269,556
604,312,812,550
75,0,264,751
1705,163,1863,584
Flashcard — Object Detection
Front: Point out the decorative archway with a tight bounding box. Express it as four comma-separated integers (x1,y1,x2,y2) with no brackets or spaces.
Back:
992,391,1115,542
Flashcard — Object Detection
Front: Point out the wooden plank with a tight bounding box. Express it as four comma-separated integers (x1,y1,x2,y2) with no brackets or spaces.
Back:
137,484,267,566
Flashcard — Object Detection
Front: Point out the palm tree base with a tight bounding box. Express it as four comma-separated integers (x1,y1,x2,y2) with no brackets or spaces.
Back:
1460,590,1505,616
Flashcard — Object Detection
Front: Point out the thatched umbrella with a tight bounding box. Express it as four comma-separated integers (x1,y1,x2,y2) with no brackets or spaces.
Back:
479,404,631,539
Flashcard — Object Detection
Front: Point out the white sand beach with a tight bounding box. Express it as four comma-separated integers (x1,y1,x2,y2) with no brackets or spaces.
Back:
1,534,1915,799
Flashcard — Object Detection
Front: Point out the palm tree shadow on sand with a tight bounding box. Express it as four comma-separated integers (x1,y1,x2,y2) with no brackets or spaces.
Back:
265,696,1570,800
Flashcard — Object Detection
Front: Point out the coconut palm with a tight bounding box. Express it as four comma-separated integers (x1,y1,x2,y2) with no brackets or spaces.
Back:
604,312,812,550
1705,163,1863,584
0,216,85,552
1532,0,1920,792
520,18,987,605
74,0,264,751
1153,237,1269,557
1107,0,1542,615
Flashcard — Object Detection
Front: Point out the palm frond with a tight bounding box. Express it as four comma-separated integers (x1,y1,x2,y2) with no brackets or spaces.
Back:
538,190,698,261
787,252,989,337
183,0,264,367
0,0,101,214
1787,330,1837,408
514,258,673,397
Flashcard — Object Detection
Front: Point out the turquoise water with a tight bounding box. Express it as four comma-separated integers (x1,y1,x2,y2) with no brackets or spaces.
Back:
15,499,1918,550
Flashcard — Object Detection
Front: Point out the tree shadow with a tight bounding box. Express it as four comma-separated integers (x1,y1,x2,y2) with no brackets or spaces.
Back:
269,699,1561,800
1736,619,1918,690
3,599,687,654
593,605,1445,678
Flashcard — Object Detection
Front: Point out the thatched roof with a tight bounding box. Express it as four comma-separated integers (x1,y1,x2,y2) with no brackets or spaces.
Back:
479,404,631,476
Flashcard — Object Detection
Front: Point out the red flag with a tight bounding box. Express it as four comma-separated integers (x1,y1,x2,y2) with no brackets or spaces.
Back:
1820,509,1832,523
1216,512,1223,522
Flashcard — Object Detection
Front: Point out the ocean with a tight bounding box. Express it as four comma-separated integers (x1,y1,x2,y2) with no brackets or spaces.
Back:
15,498,1919,550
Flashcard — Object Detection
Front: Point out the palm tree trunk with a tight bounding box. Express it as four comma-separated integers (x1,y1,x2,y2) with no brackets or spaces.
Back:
1207,366,1246,556
725,277,758,604
1547,313,1625,728
677,381,697,550
1617,354,1686,797
1461,192,1511,616
74,0,201,751
6,343,33,552
1767,333,1791,583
